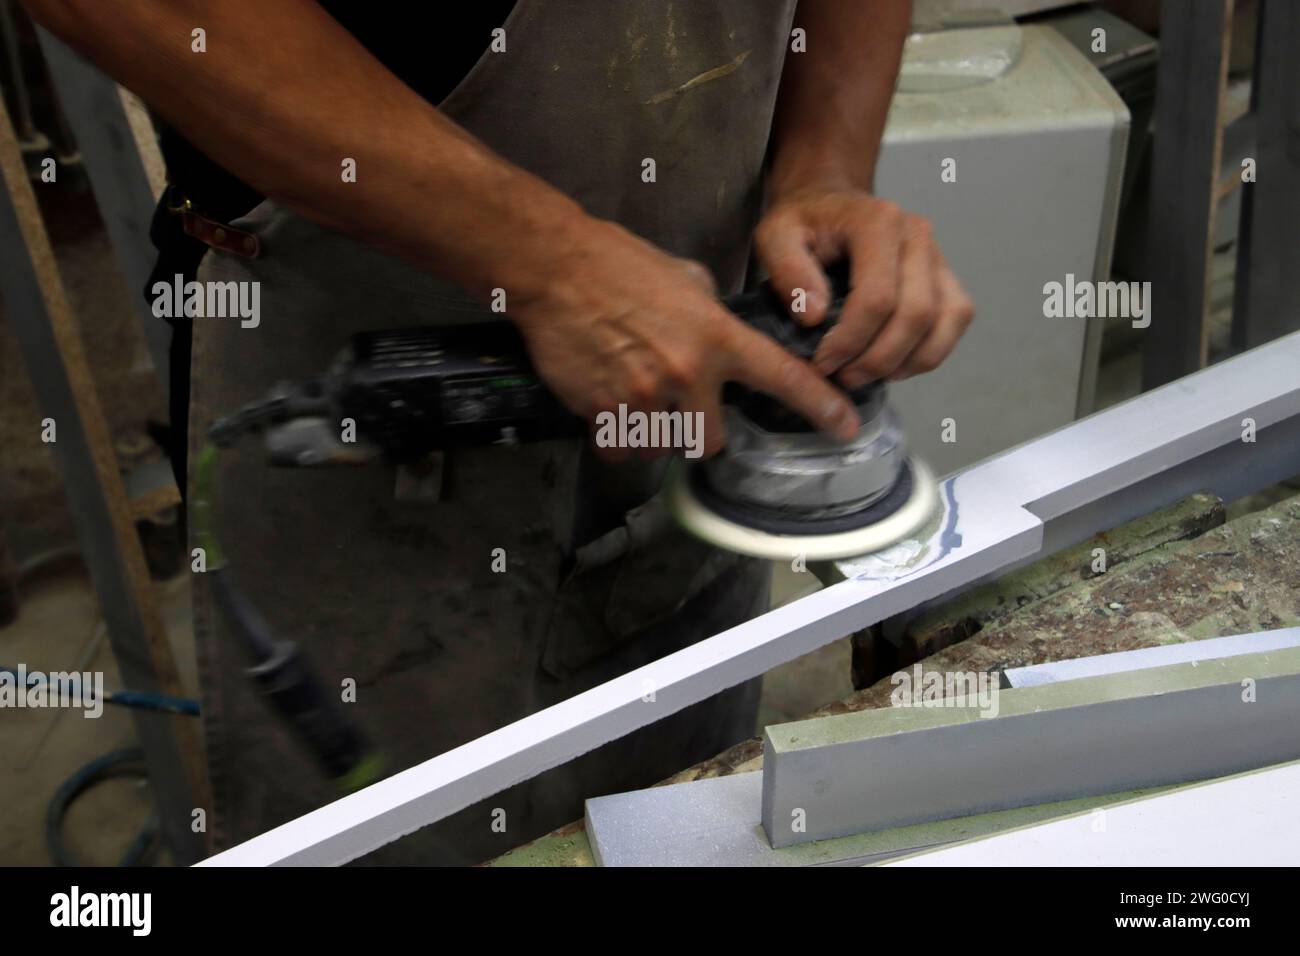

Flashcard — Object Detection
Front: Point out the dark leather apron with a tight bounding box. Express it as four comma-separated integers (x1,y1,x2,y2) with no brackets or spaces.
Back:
190,0,798,863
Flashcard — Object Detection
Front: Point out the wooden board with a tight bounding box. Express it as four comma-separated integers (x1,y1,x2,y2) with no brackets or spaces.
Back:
1142,0,1233,388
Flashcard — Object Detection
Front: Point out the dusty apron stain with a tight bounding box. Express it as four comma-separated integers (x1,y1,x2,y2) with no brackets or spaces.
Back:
189,0,798,863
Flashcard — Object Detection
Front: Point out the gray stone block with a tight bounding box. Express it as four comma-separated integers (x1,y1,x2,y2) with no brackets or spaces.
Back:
762,647,1300,848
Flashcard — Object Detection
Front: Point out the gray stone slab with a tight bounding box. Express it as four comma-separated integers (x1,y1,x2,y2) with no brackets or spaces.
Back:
762,646,1300,848
582,772,952,867
586,774,776,867
1003,626,1300,687
585,773,937,867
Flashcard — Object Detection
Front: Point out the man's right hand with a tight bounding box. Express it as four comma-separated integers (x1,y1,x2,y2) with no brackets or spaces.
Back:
509,219,861,460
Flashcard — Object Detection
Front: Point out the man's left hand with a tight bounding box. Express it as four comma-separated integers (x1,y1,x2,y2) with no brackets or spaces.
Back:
754,185,974,386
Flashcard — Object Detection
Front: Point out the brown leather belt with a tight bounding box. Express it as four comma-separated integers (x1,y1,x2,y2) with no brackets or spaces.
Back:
167,189,261,259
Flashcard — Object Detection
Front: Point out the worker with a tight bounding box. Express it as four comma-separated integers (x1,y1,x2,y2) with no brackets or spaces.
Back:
25,0,973,863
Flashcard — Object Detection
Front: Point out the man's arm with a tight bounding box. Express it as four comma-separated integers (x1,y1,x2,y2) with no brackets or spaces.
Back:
24,0,574,304
757,0,974,385
22,0,860,454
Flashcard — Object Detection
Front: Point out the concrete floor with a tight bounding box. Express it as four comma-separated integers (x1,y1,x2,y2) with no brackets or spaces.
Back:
0,571,195,866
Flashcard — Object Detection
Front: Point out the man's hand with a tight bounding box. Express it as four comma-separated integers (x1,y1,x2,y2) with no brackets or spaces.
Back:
507,218,861,460
755,185,974,387
761,0,973,387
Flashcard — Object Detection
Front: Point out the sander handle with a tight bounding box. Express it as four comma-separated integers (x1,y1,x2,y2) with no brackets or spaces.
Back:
723,259,852,360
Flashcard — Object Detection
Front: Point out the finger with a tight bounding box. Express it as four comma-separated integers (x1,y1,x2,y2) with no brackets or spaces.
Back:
677,258,719,297
837,219,939,387
812,202,906,374
893,256,975,380
678,387,727,460
724,323,860,440
754,215,831,326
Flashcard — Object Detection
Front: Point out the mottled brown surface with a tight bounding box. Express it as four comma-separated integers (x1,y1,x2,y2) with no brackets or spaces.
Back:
887,493,1227,667
492,490,1300,866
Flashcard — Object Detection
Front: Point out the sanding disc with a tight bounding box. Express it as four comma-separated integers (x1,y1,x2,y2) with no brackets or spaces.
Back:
667,457,939,561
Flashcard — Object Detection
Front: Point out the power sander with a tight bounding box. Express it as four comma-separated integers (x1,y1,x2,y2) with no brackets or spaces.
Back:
667,266,938,561
209,261,937,562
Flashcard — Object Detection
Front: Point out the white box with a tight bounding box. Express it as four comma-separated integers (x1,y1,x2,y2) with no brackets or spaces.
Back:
876,25,1129,476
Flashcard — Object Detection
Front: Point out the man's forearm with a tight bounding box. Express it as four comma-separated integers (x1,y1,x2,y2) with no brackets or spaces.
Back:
770,0,911,197
22,0,590,304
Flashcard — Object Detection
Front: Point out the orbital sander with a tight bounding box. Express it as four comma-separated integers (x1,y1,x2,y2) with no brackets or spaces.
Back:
666,262,937,561
209,261,937,562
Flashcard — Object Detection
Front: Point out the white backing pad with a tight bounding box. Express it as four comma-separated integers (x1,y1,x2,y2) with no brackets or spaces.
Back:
668,458,938,561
